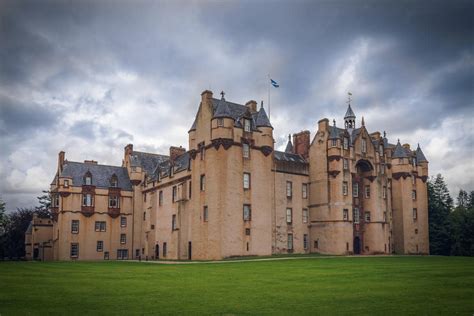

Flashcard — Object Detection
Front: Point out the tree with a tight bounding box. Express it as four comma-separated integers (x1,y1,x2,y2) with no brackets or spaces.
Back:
35,190,51,218
449,190,474,256
0,197,6,234
428,174,453,255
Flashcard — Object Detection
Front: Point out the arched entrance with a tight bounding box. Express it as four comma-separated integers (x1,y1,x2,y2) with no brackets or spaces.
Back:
354,237,361,255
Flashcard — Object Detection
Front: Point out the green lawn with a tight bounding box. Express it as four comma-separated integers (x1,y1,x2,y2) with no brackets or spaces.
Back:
1,256,473,315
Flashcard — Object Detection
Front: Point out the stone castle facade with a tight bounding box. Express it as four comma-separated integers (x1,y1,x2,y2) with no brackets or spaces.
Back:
25,90,429,260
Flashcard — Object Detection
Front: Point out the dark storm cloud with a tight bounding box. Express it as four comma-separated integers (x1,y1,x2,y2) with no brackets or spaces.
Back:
0,0,472,209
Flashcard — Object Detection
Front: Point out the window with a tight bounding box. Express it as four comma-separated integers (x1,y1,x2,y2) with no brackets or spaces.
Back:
104,251,109,260
302,184,308,199
217,118,224,127
412,190,417,200
198,142,205,160
286,208,292,224
64,180,69,188
95,221,106,232
331,139,337,147
353,208,360,224
120,234,126,244
412,176,416,185
379,145,384,157
243,173,251,189
143,211,146,221
110,175,118,187
243,143,250,158
117,249,128,260
244,119,251,132
144,192,147,202
343,158,349,170
108,195,119,208
353,183,359,197
71,220,79,234
314,240,319,249
243,204,251,221
287,234,293,251
361,138,367,153
70,243,79,258
415,229,418,235
286,181,292,198
84,172,92,185
159,190,163,206
365,185,370,198
82,194,93,206
188,181,192,199
172,186,177,202
200,174,205,191
365,212,371,222
343,209,349,221
151,224,155,230
302,208,309,223
203,206,208,222
343,182,348,196
52,194,59,207
97,241,103,252
120,217,127,227
172,215,177,230
343,137,349,150
303,234,308,250
383,186,387,199
245,228,251,236
163,242,167,257
413,208,418,221
412,158,417,168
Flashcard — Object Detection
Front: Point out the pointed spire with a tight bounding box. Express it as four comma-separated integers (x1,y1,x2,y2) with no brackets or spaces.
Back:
416,143,428,163
255,105,272,128
361,116,365,127
285,134,293,153
344,92,356,129
393,139,408,158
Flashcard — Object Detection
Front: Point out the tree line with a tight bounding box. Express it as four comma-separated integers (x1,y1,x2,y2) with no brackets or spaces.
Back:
0,174,473,259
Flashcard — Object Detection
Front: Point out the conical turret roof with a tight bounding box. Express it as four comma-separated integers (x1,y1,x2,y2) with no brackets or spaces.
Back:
255,105,272,128
344,104,356,119
392,140,408,158
416,144,428,163
285,135,293,153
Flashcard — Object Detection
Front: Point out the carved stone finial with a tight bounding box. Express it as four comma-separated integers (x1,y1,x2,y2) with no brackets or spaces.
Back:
220,91,225,99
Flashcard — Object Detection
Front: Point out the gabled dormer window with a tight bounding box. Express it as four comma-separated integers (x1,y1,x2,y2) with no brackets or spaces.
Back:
110,174,118,187
243,119,251,132
84,172,92,185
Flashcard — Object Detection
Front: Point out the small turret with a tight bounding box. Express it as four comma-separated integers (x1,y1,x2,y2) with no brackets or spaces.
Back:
255,101,272,128
344,96,356,130
393,140,408,159
415,144,428,163
285,134,294,153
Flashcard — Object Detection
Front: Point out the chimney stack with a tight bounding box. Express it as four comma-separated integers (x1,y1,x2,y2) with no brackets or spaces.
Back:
403,143,411,151
84,160,98,164
201,90,213,102
170,146,186,162
58,151,65,172
293,130,311,158
245,100,257,112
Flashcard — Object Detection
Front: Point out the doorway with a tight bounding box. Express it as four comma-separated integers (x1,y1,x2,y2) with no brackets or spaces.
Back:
354,237,361,255
188,241,192,260
155,244,159,260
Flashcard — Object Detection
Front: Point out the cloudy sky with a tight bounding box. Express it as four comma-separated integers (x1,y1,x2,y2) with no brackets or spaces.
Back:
0,0,472,210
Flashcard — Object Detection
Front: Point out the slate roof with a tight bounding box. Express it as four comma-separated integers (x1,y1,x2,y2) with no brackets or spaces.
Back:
416,145,428,162
60,161,133,190
254,106,272,128
130,151,169,175
274,151,307,164
329,126,345,139
392,141,408,158
344,104,356,118
149,151,190,181
213,98,233,118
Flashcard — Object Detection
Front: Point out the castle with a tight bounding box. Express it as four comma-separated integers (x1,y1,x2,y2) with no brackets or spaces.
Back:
25,90,429,261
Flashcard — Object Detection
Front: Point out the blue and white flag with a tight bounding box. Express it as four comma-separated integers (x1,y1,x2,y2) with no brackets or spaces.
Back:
270,79,279,88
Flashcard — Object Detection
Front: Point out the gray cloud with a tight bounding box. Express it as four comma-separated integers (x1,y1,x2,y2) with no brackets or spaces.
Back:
0,0,472,210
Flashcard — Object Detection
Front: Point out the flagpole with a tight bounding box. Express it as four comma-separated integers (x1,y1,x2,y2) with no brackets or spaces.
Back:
267,74,271,120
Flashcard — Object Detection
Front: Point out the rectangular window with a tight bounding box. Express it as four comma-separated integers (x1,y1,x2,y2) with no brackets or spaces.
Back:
159,190,163,206
343,209,349,221
331,139,337,147
188,181,192,199
96,241,103,252
361,138,367,153
302,208,309,223
412,190,417,200
286,208,293,224
108,195,119,208
200,175,205,191
95,221,106,232
172,214,177,230
287,234,293,250
365,211,371,222
244,119,251,132
379,145,384,157
245,228,251,236
82,194,93,206
383,186,387,199
286,181,292,198
353,208,360,224
143,211,146,221
302,183,308,199
383,212,387,222
303,234,308,250
64,179,69,188
381,165,385,175
412,176,416,185
71,220,79,234
120,217,127,227
243,143,250,158
243,204,251,221
163,242,167,257
243,173,251,189
203,206,208,222
70,243,79,258
413,208,418,220
217,118,224,127
172,186,177,202
343,138,349,150
353,183,359,197
343,158,349,170
365,185,370,198
120,234,126,244
343,182,348,196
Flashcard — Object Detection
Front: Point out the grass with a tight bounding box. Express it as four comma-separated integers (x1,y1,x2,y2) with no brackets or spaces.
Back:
0,256,473,315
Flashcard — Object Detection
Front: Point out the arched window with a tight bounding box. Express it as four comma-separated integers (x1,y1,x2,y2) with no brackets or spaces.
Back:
84,171,92,185
110,174,118,187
